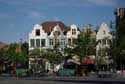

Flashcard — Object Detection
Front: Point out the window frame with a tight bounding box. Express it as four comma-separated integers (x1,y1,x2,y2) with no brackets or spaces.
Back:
36,29,40,36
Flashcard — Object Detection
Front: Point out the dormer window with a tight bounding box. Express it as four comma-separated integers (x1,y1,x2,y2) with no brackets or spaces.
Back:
36,29,40,36
72,29,76,35
103,30,106,35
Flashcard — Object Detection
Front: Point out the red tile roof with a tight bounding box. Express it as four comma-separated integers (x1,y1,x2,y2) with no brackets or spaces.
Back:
40,21,68,34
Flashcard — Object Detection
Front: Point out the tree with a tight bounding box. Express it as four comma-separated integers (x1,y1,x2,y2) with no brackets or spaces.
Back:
7,43,18,64
6,42,29,66
0,48,7,63
0,48,8,74
64,47,74,61
29,48,41,73
19,42,29,67
44,48,64,64
74,30,96,63
112,15,125,70
30,48,41,64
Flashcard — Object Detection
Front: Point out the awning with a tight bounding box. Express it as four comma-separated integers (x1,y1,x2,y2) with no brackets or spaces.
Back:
82,57,95,64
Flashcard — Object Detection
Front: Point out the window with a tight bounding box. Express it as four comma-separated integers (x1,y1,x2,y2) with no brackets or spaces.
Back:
72,29,76,35
61,39,65,45
36,29,40,36
41,39,46,47
49,39,54,45
36,39,40,47
56,39,60,44
86,28,91,32
107,40,111,45
72,38,77,44
103,30,106,35
30,39,35,47
68,38,71,44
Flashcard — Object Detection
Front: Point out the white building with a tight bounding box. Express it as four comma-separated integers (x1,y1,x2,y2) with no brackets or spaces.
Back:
96,22,112,65
29,21,68,51
28,21,80,69
67,24,80,47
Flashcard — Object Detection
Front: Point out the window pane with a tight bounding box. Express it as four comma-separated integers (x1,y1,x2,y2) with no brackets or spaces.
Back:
36,39,40,47
30,39,34,47
72,29,76,35
72,38,77,44
61,39,65,45
49,39,53,45
68,38,71,44
41,39,46,47
36,29,40,36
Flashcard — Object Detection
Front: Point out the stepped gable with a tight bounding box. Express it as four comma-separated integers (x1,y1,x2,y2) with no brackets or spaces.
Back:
40,21,68,34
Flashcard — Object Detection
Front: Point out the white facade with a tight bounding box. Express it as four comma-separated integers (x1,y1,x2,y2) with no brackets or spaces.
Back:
29,23,68,69
29,24,48,50
67,24,80,46
96,22,112,50
96,23,112,41
29,24,67,51
96,22,112,64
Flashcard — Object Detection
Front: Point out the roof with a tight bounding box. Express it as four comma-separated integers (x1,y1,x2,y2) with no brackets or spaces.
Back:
0,42,8,49
0,41,4,44
40,21,68,34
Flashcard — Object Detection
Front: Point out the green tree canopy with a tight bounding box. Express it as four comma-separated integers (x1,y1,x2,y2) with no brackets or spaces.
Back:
74,30,96,62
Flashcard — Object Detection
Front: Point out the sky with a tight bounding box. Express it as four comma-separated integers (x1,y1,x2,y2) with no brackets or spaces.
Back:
0,0,125,43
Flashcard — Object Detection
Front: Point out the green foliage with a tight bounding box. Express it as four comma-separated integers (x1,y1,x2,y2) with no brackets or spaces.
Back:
0,48,7,62
64,47,74,58
30,46,64,65
30,48,41,57
115,16,125,47
21,42,28,56
7,43,18,63
5,42,29,64
98,48,106,64
20,42,29,63
74,30,96,62
112,16,125,68
44,49,64,64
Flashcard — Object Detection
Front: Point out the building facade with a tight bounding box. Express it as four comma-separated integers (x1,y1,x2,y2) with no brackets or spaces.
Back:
67,24,80,47
83,24,96,39
96,22,112,65
28,21,81,69
29,21,68,51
